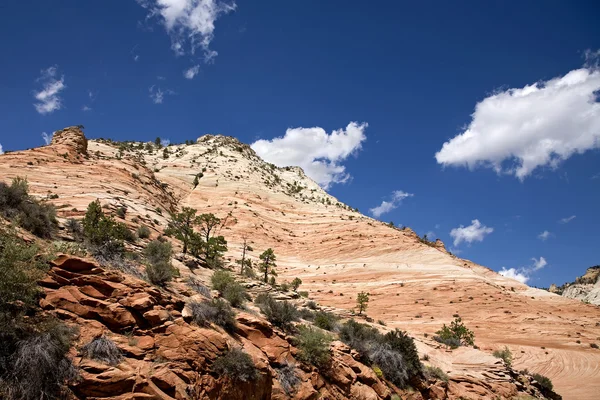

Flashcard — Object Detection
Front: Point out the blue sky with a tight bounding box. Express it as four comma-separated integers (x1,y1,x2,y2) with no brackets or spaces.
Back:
0,1,599,287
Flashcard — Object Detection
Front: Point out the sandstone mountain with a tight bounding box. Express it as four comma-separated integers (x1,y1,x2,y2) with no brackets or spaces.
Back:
1,126,599,400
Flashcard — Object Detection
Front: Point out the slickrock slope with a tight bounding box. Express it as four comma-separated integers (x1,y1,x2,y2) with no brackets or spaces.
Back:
1,127,599,399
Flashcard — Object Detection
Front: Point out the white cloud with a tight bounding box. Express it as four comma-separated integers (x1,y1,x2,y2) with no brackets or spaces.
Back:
499,256,548,284
161,138,171,147
369,190,414,218
450,219,493,246
184,65,200,79
559,215,576,224
499,268,529,284
137,0,236,61
538,230,552,241
251,122,368,189
0,143,3,155
82,105,92,111
42,132,54,145
33,66,66,115
424,231,436,240
149,85,174,104
435,60,600,180
531,256,547,271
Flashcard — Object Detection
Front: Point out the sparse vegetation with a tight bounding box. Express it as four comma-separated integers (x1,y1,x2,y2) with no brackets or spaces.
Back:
313,311,339,331
356,291,369,315
144,240,175,286
255,293,299,331
212,348,258,382
291,277,302,291
424,365,449,382
532,372,554,394
0,177,57,238
278,362,300,395
434,317,474,347
493,346,513,367
81,335,122,365
188,298,237,333
211,269,235,292
259,248,277,283
186,276,211,297
137,225,151,239
295,325,332,368
82,200,133,257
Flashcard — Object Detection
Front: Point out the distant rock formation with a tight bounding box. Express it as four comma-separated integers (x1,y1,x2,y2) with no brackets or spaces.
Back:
551,266,600,305
51,125,88,155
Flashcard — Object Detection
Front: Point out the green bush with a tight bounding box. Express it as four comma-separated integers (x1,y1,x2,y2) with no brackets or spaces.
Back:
211,270,235,292
137,225,151,239
492,346,513,367
368,342,408,387
145,240,174,286
295,325,332,368
82,200,133,256
291,277,302,291
189,298,237,333
383,329,423,380
223,282,248,308
435,317,474,347
212,348,258,382
0,229,48,313
255,294,299,331
0,177,57,238
81,335,122,365
424,365,449,382
532,373,553,393
313,311,339,331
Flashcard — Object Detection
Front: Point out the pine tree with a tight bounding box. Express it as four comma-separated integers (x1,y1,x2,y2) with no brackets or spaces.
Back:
356,291,369,315
259,248,277,283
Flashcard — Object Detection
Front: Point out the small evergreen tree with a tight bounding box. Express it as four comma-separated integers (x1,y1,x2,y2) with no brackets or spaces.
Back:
291,277,302,291
165,207,198,254
259,248,277,283
155,137,162,147
356,291,369,315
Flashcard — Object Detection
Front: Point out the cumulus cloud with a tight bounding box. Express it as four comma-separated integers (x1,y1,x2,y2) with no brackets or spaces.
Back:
449,219,493,246
369,191,414,218
137,0,236,61
435,59,600,180
161,138,171,147
0,143,3,155
184,65,200,79
149,85,174,104
33,66,66,115
499,256,548,284
251,122,368,189
559,215,576,224
532,256,547,271
499,268,529,284
538,230,552,241
42,132,54,145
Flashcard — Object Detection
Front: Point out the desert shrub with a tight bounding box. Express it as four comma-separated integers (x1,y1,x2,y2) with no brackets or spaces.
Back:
212,348,257,382
291,277,302,291
298,308,315,321
211,270,235,292
145,240,174,286
306,300,318,310
279,281,290,291
493,346,513,367
188,299,237,333
81,335,122,365
532,373,553,393
590,343,599,349
0,177,57,238
435,317,474,347
368,342,409,387
82,200,130,254
313,311,339,331
295,325,332,368
65,218,83,238
0,231,47,313
298,291,309,298
187,277,211,297
433,335,461,348
338,319,381,359
116,207,126,219
255,294,299,331
424,365,449,382
278,362,300,395
2,321,79,400
383,329,423,379
137,225,151,239
50,241,87,257
223,283,248,308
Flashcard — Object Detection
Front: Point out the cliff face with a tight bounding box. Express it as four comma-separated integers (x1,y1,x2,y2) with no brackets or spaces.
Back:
0,127,598,399
551,266,600,305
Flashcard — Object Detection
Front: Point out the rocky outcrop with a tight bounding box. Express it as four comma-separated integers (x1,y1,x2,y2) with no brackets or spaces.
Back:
39,255,413,399
50,125,88,155
551,266,600,305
